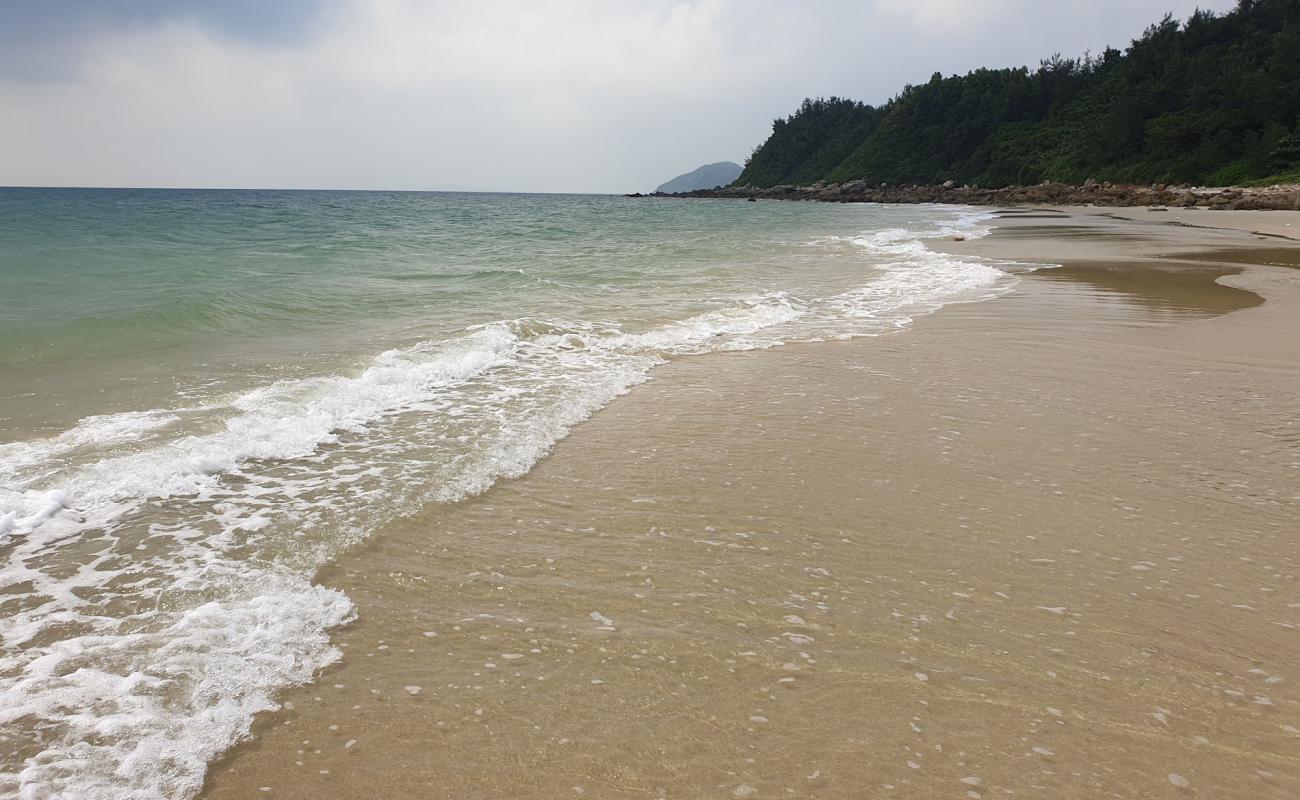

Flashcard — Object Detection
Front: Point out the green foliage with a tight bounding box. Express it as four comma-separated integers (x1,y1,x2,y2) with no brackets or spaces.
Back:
737,0,1300,188
737,98,885,187
1244,167,1300,186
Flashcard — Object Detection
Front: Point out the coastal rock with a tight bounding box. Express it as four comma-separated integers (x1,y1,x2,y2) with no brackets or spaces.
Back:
653,179,1300,211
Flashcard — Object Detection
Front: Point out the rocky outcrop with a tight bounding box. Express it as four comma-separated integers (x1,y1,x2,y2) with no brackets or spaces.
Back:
628,181,1300,210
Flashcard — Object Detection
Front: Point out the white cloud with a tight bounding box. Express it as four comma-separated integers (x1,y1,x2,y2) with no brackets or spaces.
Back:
0,0,1239,192
873,0,1010,34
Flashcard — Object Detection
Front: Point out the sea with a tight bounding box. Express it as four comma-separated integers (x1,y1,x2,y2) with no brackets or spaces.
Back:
0,188,1012,798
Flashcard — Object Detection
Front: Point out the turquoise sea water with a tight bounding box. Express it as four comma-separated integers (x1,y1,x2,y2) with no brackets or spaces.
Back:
0,188,1009,798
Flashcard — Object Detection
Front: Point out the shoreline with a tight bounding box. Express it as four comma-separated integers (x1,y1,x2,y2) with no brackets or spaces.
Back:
632,182,1300,213
202,208,1300,799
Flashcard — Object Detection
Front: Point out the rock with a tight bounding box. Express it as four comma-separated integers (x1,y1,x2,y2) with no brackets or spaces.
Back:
942,180,955,188
626,180,1293,211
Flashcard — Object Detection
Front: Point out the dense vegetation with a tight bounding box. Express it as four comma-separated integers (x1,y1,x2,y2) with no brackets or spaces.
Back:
736,0,1300,189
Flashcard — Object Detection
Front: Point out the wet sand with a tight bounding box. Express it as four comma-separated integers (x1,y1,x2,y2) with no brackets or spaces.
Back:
1088,206,1300,242
203,210,1300,799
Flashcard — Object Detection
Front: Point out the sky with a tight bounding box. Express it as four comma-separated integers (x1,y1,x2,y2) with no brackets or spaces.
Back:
0,0,1238,193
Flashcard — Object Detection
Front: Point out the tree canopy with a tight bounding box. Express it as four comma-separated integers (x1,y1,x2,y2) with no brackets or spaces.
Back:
735,0,1300,188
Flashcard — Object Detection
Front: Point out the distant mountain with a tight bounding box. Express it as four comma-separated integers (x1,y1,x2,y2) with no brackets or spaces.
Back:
656,162,743,193
737,0,1300,189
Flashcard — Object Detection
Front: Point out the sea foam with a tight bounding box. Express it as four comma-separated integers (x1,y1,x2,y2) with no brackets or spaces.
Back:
0,204,1009,798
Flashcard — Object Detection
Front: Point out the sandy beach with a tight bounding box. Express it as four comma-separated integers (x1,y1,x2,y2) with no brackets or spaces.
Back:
201,207,1300,800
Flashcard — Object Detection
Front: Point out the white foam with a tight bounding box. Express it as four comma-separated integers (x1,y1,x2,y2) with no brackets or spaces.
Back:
606,292,804,353
0,204,1017,799
0,410,179,478
0,571,353,800
0,489,69,538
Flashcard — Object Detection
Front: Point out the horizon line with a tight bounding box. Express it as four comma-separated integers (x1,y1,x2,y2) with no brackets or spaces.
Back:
0,184,631,196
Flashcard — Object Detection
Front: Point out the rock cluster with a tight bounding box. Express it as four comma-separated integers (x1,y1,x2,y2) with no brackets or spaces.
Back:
627,180,1300,210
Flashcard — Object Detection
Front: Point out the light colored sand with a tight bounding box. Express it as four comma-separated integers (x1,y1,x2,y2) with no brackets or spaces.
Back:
203,210,1300,800
1081,206,1300,241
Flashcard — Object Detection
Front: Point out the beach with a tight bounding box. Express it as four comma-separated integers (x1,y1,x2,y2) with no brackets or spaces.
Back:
198,207,1300,799
0,193,1017,798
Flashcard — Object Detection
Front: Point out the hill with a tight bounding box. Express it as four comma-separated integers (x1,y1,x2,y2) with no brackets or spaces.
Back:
656,162,743,193
736,0,1300,189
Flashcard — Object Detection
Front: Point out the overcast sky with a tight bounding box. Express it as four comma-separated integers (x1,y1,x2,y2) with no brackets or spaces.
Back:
0,0,1237,193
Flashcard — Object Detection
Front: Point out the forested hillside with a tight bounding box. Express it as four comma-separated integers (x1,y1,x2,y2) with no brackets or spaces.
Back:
736,0,1300,189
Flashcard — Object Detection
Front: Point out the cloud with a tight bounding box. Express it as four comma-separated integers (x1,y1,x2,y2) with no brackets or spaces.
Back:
0,0,1239,192
873,0,1011,34
0,0,335,81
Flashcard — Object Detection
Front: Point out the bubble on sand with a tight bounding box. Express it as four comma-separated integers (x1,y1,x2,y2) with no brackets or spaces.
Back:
914,672,929,682
960,776,983,786
734,784,756,797
1168,773,1191,789
783,615,807,625
404,685,422,695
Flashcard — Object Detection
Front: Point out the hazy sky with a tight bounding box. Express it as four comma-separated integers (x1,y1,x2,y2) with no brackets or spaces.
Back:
0,0,1237,193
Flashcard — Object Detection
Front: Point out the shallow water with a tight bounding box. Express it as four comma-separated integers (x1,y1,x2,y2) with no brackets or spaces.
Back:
201,252,1300,800
0,190,1012,798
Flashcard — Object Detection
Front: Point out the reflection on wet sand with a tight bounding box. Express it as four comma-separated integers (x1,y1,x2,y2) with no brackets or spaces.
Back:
1169,248,1300,270
1031,262,1263,315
